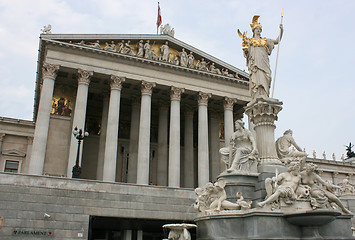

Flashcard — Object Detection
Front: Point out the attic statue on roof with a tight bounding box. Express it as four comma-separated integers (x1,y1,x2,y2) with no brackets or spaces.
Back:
237,16,283,99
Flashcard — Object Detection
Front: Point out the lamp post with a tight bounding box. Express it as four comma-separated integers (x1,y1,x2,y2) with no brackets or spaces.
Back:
72,126,89,178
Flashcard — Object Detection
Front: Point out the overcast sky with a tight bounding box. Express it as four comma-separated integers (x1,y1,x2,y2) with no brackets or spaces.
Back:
0,0,354,160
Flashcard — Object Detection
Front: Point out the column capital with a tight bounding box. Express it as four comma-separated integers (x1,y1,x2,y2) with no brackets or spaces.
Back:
42,63,60,79
170,86,185,101
197,92,212,105
0,133,5,142
77,69,93,85
141,81,156,95
224,97,237,111
110,75,125,90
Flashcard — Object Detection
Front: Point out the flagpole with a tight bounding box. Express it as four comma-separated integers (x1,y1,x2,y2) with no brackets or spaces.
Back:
271,10,284,98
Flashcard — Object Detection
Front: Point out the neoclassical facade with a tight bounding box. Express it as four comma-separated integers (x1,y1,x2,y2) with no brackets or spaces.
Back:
0,33,354,239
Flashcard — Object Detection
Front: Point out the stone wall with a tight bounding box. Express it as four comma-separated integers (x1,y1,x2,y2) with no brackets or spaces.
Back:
0,172,196,240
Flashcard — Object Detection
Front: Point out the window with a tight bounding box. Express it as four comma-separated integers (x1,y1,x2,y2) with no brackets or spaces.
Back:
4,160,19,173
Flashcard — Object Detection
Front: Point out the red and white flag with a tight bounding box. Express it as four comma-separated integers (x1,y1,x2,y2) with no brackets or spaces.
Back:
156,2,162,30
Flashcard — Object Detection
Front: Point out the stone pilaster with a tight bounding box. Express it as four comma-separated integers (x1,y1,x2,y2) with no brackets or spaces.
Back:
102,76,125,182
157,102,169,186
223,97,236,147
66,69,93,177
169,86,184,187
136,81,156,185
29,63,59,175
245,97,283,166
197,92,212,186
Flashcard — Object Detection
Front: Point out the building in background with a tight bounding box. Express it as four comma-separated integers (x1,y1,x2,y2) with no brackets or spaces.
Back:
0,31,354,239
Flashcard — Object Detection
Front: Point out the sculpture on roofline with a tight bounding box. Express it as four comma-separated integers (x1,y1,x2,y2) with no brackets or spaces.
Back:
160,41,171,62
237,16,283,99
160,23,175,37
219,120,258,173
275,129,307,164
136,40,144,57
41,24,52,34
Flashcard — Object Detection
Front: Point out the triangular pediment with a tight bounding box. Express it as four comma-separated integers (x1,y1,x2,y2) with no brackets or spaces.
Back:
40,34,249,81
2,149,26,157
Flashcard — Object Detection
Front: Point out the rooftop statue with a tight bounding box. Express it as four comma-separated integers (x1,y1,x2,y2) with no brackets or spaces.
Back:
238,16,283,99
41,24,52,34
219,120,258,173
345,142,355,159
160,23,175,37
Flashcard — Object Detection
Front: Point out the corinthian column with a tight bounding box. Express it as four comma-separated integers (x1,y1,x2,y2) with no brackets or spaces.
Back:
245,98,283,165
96,95,109,180
197,92,211,187
223,97,236,146
29,63,59,175
168,86,184,187
66,69,93,177
136,81,156,185
102,76,125,182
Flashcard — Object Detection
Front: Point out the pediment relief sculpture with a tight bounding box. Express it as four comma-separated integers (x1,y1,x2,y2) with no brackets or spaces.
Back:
67,39,244,80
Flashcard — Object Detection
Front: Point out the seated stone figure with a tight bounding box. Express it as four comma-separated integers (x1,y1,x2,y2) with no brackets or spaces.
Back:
300,163,352,214
219,120,258,173
258,162,301,207
275,129,307,164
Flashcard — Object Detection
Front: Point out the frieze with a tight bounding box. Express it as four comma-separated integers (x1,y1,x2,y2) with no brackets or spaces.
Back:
67,39,245,80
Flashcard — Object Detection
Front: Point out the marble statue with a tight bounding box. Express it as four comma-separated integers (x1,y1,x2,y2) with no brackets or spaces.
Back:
144,40,152,59
160,41,171,62
172,55,179,65
209,63,221,74
118,40,125,53
238,16,283,99
194,180,250,214
160,23,175,37
179,48,188,67
258,161,301,207
103,41,117,52
197,58,209,71
41,24,52,34
275,129,307,164
86,40,101,49
338,178,355,195
219,120,258,173
323,151,327,160
136,40,144,57
187,52,194,68
163,224,196,240
332,153,336,161
341,154,345,162
312,150,316,159
121,40,135,55
299,163,351,214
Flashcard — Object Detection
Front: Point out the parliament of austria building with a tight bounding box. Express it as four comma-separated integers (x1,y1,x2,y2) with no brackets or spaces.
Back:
0,33,354,239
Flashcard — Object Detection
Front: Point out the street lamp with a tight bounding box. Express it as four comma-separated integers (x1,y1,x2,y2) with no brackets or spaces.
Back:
72,126,89,178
